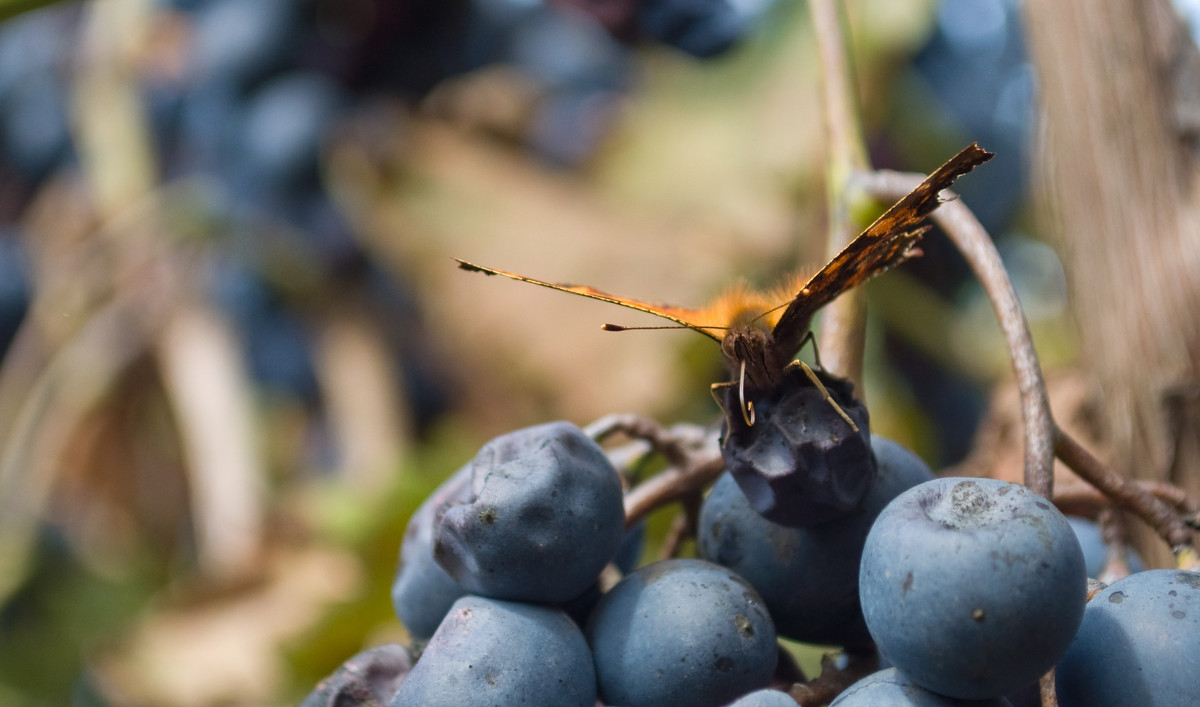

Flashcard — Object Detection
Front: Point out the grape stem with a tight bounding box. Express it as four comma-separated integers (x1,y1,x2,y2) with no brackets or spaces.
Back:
854,170,1056,499
857,170,1199,569
1053,480,1200,519
808,0,871,391
1054,430,1198,565
585,414,724,528
786,651,878,706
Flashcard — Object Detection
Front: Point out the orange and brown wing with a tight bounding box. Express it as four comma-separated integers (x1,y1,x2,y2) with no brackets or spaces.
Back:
455,259,723,342
769,142,994,357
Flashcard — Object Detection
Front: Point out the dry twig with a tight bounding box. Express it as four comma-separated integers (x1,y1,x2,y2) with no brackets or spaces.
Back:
787,651,878,706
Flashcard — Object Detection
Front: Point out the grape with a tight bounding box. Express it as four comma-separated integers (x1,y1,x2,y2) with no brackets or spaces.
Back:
587,558,777,707
613,517,647,574
563,519,646,626
831,668,1014,706
637,0,748,58
188,0,298,91
721,366,875,527
509,6,631,92
390,465,471,641
299,644,413,707
698,436,934,647
0,69,72,181
859,477,1086,699
389,595,596,707
0,229,31,358
236,72,345,193
433,421,626,603
726,687,801,706
1065,515,1145,578
1055,569,1200,706
527,88,622,167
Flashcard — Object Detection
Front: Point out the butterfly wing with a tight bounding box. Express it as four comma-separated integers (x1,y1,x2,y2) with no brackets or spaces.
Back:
769,142,995,358
455,259,723,342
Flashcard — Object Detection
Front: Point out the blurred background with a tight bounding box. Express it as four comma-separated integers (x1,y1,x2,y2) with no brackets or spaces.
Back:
0,0,1196,704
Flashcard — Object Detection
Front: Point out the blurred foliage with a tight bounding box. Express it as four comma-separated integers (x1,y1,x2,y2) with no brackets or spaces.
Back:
0,0,1076,704
0,0,63,23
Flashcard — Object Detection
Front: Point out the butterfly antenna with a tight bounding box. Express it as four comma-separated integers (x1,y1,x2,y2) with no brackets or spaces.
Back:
747,297,797,327
601,324,728,333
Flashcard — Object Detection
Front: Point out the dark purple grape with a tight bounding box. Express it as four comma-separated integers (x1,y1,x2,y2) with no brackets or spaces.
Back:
859,478,1086,700
587,558,777,707
721,366,874,527
299,644,413,707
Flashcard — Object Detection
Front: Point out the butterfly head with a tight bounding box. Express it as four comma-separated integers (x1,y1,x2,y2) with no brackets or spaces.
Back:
720,326,799,394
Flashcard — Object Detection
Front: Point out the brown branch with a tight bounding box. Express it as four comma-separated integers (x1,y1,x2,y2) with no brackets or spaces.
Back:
1053,480,1200,517
587,415,725,528
787,651,878,706
658,495,703,560
586,414,700,469
1053,428,1195,550
855,170,1055,498
1096,507,1135,582
624,455,726,528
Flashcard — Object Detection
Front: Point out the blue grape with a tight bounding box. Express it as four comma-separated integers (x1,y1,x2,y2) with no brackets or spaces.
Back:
726,687,800,706
1065,515,1145,578
1055,569,1200,706
188,0,297,90
389,595,596,707
699,436,935,647
563,519,646,626
859,478,1086,699
587,558,777,707
637,0,748,58
0,69,72,181
236,72,345,193
831,668,1014,706
434,421,625,603
0,229,31,358
390,465,471,640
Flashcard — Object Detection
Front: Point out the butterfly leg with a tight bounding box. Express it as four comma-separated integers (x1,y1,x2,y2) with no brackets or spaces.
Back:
797,330,825,371
786,360,860,433
709,382,736,445
711,360,755,437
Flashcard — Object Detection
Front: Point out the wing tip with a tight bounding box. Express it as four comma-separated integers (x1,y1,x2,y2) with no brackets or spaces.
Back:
455,258,495,275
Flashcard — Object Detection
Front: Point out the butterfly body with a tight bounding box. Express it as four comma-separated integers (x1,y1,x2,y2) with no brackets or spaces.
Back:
457,143,994,421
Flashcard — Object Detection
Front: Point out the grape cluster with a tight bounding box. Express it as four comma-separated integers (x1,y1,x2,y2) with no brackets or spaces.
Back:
385,421,779,706
302,376,1199,706
0,0,765,396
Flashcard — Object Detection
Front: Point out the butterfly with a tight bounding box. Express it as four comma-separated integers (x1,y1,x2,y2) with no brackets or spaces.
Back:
457,143,993,429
